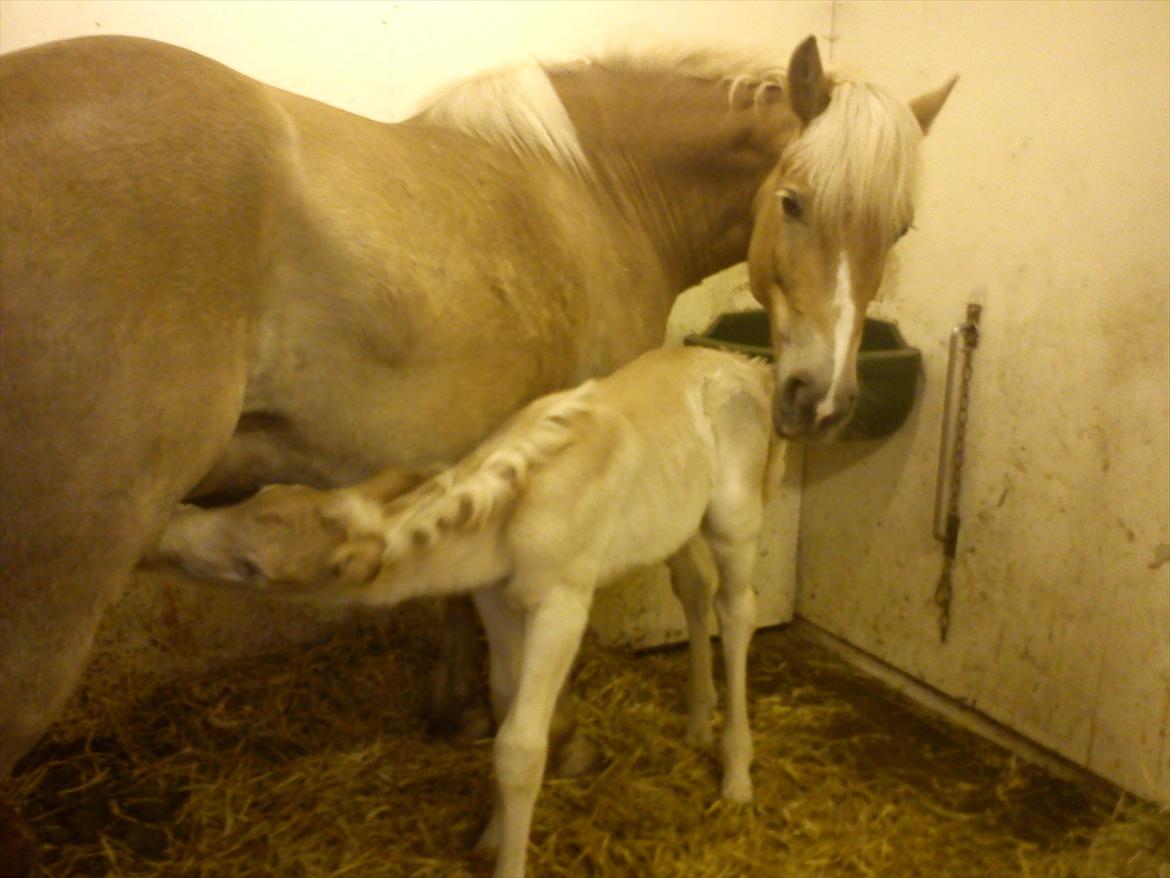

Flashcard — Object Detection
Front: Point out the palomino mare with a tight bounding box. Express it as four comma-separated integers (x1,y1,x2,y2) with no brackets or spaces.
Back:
147,345,776,878
0,31,953,816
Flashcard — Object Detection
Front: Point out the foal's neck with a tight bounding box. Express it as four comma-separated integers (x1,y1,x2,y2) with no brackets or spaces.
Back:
551,65,797,292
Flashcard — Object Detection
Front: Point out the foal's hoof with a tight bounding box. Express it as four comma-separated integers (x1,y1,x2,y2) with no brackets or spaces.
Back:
720,773,754,805
549,732,601,778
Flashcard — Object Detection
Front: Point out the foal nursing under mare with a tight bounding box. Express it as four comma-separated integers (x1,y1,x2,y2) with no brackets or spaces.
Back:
151,345,773,878
0,28,953,856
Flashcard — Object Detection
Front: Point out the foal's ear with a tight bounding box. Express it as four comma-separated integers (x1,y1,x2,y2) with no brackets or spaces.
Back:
909,75,959,135
788,35,830,125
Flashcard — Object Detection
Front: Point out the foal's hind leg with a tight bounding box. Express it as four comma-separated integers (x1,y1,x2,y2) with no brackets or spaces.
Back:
703,500,761,804
666,538,717,746
481,584,593,878
432,594,595,777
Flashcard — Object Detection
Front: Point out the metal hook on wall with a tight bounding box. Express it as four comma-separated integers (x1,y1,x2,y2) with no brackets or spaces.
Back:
933,303,982,642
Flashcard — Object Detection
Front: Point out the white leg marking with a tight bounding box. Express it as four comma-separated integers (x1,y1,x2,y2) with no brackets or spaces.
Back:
816,253,856,423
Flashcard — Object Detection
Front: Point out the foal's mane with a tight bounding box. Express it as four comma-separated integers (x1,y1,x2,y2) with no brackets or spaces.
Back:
414,47,787,177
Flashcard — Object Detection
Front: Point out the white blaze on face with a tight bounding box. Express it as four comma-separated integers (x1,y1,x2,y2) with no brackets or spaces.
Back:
815,253,856,423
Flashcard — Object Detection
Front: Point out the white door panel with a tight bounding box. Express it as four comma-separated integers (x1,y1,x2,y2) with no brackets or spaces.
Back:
797,1,1170,803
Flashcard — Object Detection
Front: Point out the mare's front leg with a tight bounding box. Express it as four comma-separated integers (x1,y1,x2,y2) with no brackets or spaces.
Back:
426,596,492,739
666,538,717,746
472,589,526,731
472,588,523,856
480,583,593,878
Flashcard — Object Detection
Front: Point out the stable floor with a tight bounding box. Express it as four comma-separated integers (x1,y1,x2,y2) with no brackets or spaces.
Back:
3,609,1166,877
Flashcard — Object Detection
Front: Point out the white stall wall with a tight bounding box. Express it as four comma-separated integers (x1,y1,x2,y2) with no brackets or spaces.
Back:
795,1,1170,804
0,0,827,120
0,1,823,689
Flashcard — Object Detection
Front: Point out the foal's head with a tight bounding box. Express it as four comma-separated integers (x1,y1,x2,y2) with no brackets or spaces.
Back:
749,37,955,441
150,484,386,595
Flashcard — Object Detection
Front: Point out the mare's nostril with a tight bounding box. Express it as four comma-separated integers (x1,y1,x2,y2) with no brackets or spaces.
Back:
817,409,848,431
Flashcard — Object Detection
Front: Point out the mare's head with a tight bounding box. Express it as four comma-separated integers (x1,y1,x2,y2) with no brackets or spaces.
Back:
148,484,387,596
749,37,956,440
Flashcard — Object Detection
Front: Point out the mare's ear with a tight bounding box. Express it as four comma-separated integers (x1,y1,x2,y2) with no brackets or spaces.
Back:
788,35,830,125
909,75,958,134
330,537,385,586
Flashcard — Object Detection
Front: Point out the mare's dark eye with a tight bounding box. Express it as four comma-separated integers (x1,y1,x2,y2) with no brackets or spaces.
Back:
896,222,915,242
781,192,803,221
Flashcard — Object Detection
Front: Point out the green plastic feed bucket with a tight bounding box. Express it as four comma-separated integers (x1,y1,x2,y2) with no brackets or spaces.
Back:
684,310,922,440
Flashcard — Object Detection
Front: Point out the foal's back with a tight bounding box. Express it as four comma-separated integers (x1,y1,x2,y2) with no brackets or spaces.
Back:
505,347,773,587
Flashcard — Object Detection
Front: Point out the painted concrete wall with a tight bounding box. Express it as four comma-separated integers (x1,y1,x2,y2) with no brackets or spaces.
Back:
0,2,818,690
795,1,1170,804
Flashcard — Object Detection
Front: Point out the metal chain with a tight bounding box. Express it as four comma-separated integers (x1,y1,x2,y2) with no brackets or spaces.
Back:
934,304,981,642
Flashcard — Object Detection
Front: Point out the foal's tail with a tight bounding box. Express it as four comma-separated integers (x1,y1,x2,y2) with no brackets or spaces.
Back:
379,382,598,561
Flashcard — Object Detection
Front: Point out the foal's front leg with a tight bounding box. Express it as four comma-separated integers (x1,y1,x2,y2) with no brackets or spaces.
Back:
707,529,759,804
487,583,593,878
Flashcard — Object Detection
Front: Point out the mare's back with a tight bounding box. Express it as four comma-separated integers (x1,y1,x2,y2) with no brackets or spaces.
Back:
0,36,296,321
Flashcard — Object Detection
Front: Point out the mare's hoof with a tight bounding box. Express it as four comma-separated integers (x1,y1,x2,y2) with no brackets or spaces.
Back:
474,811,502,854
549,732,601,778
425,702,494,741
0,806,38,878
685,722,715,748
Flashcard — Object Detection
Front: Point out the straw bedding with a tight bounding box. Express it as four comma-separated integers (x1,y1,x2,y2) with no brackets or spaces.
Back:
3,606,1166,877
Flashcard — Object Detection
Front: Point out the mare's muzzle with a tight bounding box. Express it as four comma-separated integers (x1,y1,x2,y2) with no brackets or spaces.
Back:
772,367,858,441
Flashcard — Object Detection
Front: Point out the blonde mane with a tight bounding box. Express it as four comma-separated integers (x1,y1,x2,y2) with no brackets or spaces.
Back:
416,62,592,178
416,46,920,243
586,46,786,99
376,381,598,561
784,76,924,244
414,46,790,176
